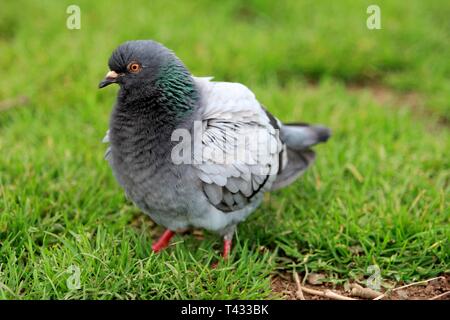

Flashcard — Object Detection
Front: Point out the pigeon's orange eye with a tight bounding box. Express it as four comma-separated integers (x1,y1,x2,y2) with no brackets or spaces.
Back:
127,62,141,73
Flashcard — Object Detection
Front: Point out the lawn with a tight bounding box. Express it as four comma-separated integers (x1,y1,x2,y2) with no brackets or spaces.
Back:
0,0,448,299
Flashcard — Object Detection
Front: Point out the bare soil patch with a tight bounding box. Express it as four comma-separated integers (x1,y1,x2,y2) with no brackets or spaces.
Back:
272,273,450,300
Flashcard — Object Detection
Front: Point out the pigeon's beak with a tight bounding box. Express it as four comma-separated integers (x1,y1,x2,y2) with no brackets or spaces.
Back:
98,70,119,88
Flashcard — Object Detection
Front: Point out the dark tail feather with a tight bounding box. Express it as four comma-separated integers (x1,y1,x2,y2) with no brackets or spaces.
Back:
280,123,331,150
271,123,331,190
271,148,315,190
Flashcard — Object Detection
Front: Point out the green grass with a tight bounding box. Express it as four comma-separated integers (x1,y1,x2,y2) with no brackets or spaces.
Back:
0,0,449,299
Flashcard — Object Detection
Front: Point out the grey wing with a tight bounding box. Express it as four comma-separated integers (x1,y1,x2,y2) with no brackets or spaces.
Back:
192,77,283,212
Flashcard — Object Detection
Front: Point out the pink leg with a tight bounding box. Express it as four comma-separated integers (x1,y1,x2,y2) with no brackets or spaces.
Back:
151,229,175,253
212,238,233,268
222,239,232,259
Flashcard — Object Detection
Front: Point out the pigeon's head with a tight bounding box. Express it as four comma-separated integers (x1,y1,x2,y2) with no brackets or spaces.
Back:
98,40,183,91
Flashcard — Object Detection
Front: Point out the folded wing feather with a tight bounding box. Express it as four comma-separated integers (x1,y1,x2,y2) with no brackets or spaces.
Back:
192,77,282,212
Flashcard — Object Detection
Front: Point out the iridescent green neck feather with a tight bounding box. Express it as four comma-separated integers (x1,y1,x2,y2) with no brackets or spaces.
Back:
155,60,197,120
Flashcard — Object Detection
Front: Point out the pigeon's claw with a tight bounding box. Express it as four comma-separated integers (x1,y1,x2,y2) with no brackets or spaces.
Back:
211,237,233,268
151,229,175,253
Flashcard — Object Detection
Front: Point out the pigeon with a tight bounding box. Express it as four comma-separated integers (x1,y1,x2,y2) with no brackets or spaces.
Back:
99,40,330,259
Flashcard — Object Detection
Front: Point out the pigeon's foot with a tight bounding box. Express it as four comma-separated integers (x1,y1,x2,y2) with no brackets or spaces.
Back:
211,239,233,268
151,229,175,253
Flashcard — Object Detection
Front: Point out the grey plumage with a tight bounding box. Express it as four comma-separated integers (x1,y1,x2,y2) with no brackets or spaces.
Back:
100,40,331,245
